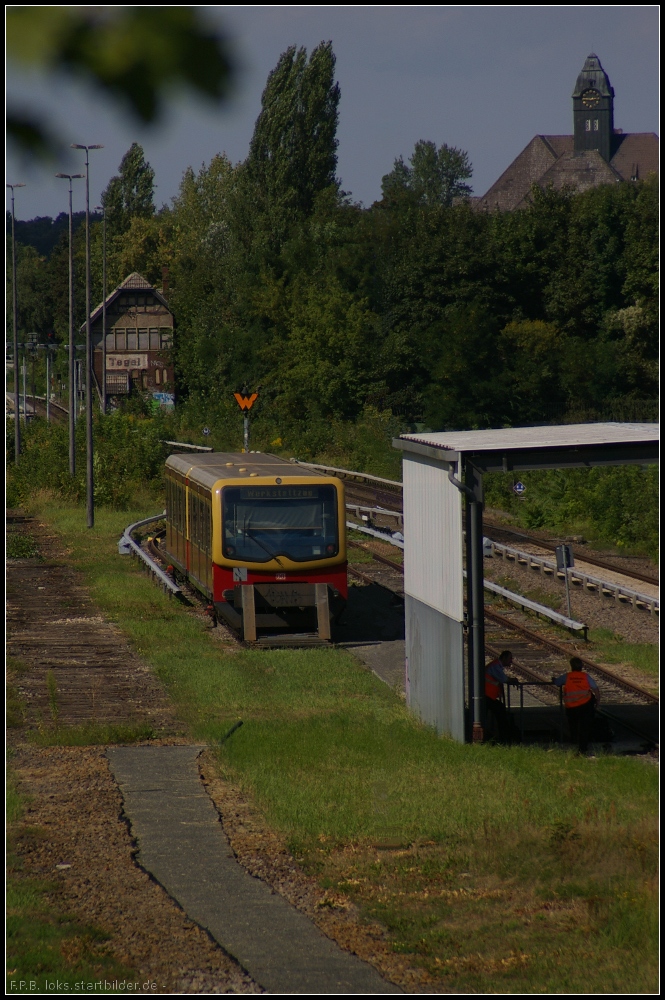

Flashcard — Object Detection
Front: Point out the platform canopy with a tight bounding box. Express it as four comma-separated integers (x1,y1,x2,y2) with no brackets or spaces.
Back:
393,422,659,472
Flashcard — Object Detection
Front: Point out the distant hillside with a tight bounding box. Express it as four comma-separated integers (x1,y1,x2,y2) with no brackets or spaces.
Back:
6,211,101,257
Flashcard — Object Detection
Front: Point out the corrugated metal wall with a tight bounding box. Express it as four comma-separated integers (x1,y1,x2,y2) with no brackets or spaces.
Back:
405,596,465,741
403,453,463,622
402,453,466,741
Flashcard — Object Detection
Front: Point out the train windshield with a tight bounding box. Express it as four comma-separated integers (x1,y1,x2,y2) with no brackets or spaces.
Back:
222,485,339,563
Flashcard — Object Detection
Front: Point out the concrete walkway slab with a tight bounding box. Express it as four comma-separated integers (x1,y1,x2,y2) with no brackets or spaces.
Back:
107,746,401,995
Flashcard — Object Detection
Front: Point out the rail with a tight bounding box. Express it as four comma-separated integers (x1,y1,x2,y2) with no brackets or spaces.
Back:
475,574,588,638
161,440,213,452
486,539,659,615
293,459,402,489
346,502,403,527
118,512,181,595
345,521,587,636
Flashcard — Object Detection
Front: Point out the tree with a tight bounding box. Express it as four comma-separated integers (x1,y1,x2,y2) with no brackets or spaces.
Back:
245,42,340,224
102,143,155,234
381,140,473,207
7,7,233,159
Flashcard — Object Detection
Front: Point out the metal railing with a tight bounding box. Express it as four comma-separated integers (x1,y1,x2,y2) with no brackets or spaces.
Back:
505,682,565,743
465,571,588,638
293,459,402,488
118,511,181,595
346,520,404,548
485,539,659,615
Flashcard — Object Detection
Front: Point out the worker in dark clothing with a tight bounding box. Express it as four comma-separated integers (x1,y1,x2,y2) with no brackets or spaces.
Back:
552,657,600,754
485,650,519,743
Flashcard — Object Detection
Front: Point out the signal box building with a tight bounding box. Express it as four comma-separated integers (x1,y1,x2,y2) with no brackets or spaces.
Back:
473,54,659,212
84,271,174,404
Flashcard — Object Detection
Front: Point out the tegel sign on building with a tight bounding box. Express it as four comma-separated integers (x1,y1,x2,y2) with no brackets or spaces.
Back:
82,271,174,405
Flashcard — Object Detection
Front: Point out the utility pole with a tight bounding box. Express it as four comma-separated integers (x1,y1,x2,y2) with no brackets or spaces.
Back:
7,181,25,462
95,204,107,413
55,172,84,476
72,143,104,528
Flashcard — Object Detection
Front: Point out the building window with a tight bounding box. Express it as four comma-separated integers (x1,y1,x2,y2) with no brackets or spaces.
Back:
138,329,149,350
161,330,173,349
155,368,161,385
127,331,138,351
106,333,115,350
593,119,599,131
149,329,160,349
585,119,591,131
115,330,126,350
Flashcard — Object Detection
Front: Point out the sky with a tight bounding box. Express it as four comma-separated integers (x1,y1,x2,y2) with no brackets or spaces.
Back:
6,5,660,221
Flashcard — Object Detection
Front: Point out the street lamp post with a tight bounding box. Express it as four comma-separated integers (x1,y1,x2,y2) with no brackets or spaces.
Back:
7,181,25,462
55,172,84,476
71,143,104,529
95,204,107,414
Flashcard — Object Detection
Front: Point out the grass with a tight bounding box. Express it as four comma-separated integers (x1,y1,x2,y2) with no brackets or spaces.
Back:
6,762,137,993
492,574,563,612
6,530,40,559
28,723,156,748
589,629,659,679
18,493,660,994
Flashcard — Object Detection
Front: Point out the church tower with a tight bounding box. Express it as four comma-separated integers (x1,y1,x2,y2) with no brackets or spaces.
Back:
572,53,614,162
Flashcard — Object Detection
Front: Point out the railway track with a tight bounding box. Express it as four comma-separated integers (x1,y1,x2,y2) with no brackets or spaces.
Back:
347,538,656,709
301,462,658,590
135,509,657,746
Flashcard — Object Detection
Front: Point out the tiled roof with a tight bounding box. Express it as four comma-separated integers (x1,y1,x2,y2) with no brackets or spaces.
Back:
81,272,171,330
475,131,658,212
610,133,659,181
119,272,153,289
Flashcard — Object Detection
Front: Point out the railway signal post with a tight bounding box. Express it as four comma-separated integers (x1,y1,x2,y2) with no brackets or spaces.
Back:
234,390,258,452
555,543,574,620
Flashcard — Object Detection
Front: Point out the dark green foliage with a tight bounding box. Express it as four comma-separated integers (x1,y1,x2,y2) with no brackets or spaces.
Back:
101,142,155,234
381,140,473,207
8,7,233,157
6,410,172,511
484,465,659,558
7,44,658,551
245,42,340,225
8,210,88,257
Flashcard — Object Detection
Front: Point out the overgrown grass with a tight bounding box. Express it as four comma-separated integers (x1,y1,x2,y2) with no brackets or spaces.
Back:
493,574,563,612
23,496,659,993
589,629,659,678
28,723,156,748
484,466,659,560
6,763,136,993
6,530,40,559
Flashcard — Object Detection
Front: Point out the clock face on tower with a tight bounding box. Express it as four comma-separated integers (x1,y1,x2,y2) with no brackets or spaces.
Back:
582,89,601,108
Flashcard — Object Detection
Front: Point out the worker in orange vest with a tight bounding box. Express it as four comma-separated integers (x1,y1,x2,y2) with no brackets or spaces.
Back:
552,657,600,754
485,650,519,743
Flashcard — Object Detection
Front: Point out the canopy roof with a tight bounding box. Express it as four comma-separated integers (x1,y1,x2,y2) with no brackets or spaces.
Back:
394,423,659,473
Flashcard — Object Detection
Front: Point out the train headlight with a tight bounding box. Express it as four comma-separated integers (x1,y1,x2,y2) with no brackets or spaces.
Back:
326,544,336,555
225,545,236,557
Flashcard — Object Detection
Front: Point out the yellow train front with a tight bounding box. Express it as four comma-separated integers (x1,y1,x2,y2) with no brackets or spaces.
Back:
163,452,347,642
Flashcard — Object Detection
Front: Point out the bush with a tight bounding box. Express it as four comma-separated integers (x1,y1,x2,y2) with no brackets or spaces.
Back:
484,465,658,558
